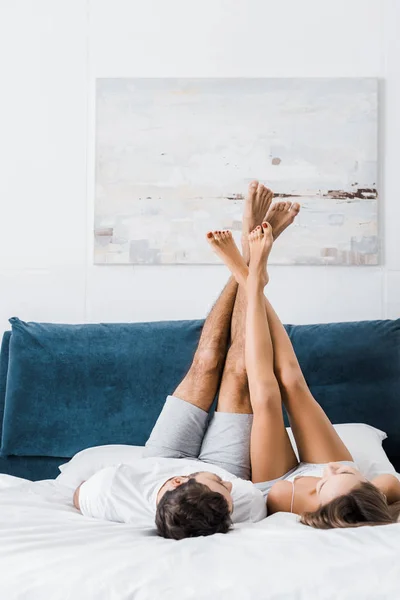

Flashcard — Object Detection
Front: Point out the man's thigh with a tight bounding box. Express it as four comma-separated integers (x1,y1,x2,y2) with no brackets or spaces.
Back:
198,412,253,480
143,395,209,459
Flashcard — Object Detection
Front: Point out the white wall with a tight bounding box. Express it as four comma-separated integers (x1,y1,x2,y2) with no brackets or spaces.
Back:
0,0,399,338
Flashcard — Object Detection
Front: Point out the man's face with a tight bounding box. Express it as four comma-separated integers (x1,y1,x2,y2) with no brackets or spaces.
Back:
157,472,233,511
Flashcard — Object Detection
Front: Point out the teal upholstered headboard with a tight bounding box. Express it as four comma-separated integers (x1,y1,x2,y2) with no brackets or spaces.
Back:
1,317,399,480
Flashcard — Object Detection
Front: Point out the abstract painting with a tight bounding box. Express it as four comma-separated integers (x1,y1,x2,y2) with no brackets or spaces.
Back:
94,78,378,265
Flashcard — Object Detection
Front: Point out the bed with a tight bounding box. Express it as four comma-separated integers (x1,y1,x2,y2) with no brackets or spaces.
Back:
0,317,399,599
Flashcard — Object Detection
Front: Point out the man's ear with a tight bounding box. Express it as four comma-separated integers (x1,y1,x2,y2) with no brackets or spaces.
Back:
171,476,189,489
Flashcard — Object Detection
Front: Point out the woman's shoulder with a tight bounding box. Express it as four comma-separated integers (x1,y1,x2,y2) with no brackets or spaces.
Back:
267,479,293,514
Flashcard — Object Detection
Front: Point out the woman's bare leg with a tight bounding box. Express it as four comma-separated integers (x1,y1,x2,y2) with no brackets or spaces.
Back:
207,229,352,466
208,228,297,482
263,297,353,463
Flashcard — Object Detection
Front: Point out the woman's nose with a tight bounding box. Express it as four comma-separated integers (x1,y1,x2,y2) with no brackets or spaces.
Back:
325,463,337,476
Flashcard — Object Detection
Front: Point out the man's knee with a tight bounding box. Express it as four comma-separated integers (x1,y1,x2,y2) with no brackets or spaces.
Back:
223,348,247,382
192,346,226,376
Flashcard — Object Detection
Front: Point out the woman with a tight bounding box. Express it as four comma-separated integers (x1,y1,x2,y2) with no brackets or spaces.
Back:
207,221,400,529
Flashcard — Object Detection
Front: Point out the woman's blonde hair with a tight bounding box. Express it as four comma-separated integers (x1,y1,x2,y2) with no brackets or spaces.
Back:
300,481,395,529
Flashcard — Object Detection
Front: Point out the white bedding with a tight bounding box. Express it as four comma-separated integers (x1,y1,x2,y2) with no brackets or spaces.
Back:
0,474,399,600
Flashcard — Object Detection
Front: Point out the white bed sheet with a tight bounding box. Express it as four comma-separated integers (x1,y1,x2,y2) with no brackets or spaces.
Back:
0,474,399,600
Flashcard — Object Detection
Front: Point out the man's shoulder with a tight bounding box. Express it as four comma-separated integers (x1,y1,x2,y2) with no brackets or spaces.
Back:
231,479,266,522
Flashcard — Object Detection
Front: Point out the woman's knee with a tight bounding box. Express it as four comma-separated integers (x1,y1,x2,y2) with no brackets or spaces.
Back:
250,381,282,412
276,365,305,391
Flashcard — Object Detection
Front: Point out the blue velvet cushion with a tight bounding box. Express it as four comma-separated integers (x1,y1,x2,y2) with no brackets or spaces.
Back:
0,331,11,446
1,317,400,472
1,317,202,457
284,320,400,471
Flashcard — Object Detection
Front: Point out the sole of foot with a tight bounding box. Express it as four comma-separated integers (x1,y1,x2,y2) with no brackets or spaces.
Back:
248,223,273,288
243,181,274,235
207,230,248,286
264,201,301,240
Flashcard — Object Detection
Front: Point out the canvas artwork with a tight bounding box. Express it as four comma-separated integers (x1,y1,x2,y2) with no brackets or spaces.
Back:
94,78,378,265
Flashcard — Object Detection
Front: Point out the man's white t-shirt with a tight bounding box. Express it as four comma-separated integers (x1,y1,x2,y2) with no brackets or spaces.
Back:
78,457,266,527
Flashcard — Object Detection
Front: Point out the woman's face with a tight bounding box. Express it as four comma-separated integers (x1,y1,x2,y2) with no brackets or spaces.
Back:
316,462,367,505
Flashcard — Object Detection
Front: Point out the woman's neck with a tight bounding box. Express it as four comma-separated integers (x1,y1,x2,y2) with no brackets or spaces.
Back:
293,477,321,514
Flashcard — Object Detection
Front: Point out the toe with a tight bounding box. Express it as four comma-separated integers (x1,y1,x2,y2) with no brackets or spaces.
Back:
206,231,214,240
247,181,259,202
284,201,291,211
249,180,259,192
256,183,264,198
291,202,301,214
278,202,286,211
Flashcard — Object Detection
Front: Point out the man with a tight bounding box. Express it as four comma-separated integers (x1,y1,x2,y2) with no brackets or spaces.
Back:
74,182,300,539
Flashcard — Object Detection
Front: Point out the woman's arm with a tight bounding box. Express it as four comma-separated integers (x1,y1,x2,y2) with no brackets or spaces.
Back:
371,474,400,505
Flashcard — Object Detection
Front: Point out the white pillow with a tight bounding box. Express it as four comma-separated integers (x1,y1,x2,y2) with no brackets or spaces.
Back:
287,423,396,480
56,424,396,490
57,445,145,489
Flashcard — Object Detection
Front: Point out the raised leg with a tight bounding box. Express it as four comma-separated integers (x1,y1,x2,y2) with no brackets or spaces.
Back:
263,297,353,463
208,228,298,482
173,277,237,412
216,181,273,415
215,286,251,414
245,225,298,482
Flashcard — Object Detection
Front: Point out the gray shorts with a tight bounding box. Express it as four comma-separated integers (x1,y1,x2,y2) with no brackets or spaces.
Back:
143,395,253,480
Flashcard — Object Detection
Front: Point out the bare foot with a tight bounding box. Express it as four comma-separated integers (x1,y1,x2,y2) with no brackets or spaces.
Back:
242,181,273,261
247,223,273,289
207,230,248,286
264,201,301,240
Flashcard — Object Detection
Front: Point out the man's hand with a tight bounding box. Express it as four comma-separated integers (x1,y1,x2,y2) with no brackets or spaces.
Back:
73,482,85,511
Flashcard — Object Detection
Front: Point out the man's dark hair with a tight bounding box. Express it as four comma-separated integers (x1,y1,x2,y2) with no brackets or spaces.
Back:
155,479,232,540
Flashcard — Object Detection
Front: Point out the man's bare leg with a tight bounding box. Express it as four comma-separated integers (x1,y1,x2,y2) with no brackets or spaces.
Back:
207,230,352,466
264,200,301,240
215,181,273,414
172,277,238,412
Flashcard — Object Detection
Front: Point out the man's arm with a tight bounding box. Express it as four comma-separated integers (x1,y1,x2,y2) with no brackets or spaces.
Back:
73,482,85,511
371,474,400,505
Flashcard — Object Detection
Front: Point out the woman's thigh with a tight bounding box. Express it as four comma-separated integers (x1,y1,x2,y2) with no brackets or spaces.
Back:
282,379,353,464
250,385,298,483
